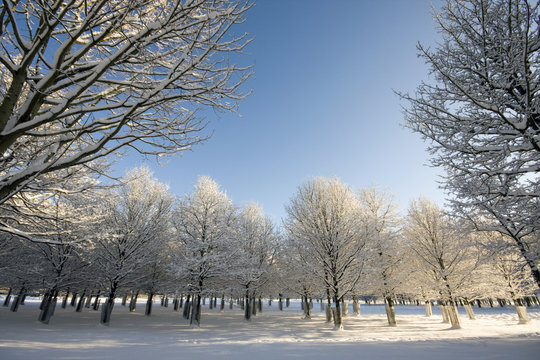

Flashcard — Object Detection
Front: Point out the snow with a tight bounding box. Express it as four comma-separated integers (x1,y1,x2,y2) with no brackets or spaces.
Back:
1,298,539,359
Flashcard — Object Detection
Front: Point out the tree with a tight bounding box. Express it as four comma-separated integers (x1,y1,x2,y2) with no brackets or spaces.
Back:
359,188,405,326
399,0,540,288
404,198,478,329
0,0,252,204
93,167,173,325
233,203,277,321
284,177,369,330
172,176,236,327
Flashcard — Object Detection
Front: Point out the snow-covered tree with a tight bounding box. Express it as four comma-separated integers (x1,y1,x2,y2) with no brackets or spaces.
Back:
93,167,173,325
284,177,369,330
172,176,236,327
475,230,537,323
359,188,405,326
399,0,540,288
0,0,252,204
404,198,478,329
233,203,278,321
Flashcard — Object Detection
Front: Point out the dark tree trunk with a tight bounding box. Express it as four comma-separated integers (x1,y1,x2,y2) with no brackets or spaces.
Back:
85,291,93,308
385,296,397,326
286,297,290,307
93,290,101,311
129,290,139,312
3,287,12,307
61,290,69,308
220,294,225,312
190,294,201,327
10,287,25,312
122,294,128,306
278,293,283,311
76,289,87,312
100,283,117,326
38,289,58,324
70,292,78,307
145,292,154,316
183,295,191,319
244,287,251,321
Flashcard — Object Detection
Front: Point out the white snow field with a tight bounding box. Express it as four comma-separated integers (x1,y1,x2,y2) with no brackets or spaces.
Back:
1,298,539,360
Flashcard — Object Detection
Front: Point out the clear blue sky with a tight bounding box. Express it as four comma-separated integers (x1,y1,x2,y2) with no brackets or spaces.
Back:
114,0,446,222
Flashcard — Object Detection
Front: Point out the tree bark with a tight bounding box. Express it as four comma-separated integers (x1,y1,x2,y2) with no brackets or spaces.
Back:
424,300,432,317
93,290,101,311
190,294,201,327
183,295,191,319
353,296,360,316
9,287,25,312
513,298,529,324
2,287,12,307
76,289,87,312
385,296,397,326
278,293,283,311
129,290,139,312
38,289,58,324
463,298,475,320
100,283,117,326
341,298,348,317
145,292,154,316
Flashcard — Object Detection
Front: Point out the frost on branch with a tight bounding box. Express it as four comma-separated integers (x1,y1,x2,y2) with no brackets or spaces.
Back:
0,0,252,204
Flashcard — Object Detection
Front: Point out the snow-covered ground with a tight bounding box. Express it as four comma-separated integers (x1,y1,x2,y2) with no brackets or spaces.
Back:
1,298,539,359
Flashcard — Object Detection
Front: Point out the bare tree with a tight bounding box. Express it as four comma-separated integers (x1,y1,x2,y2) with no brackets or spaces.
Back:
0,0,252,204
284,178,369,330
399,0,540,288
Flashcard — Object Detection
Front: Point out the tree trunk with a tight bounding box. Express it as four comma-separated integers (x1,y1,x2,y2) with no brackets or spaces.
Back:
333,295,343,330
440,303,449,323
278,293,283,311
129,290,139,312
303,295,311,319
122,294,128,306
424,300,432,317
251,297,257,316
93,290,101,311
385,296,397,326
463,299,475,320
61,290,69,309
70,292,78,307
38,289,58,324
352,296,360,316
341,298,348,317
220,295,225,312
85,291,93,308
513,298,529,324
183,295,191,319
244,291,251,321
258,296,262,313
145,292,154,316
2,287,12,307
446,299,461,329
75,289,87,312
100,283,117,326
190,294,201,327
286,297,290,307
9,287,25,312
173,297,179,311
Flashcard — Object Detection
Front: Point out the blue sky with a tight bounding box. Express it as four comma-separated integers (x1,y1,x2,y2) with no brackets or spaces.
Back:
115,0,446,222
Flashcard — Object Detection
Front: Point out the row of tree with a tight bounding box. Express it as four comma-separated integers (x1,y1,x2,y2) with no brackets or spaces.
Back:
1,170,537,329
